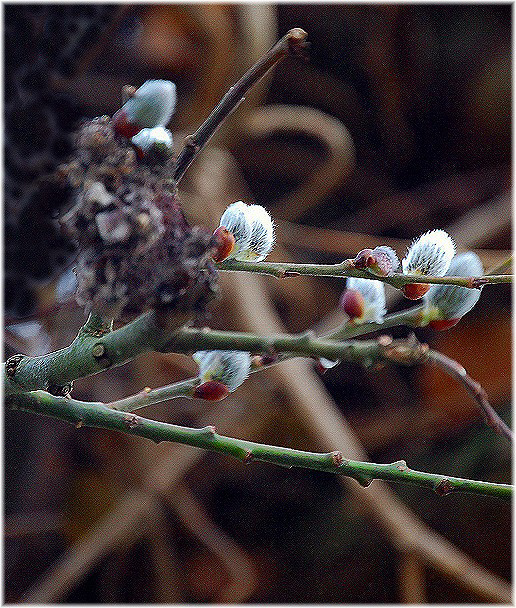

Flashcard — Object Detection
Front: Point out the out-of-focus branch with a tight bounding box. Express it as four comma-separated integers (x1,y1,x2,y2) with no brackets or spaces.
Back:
486,254,512,276
169,484,258,602
398,552,427,603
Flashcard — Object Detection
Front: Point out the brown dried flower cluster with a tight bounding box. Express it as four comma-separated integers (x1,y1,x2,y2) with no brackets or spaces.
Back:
59,116,218,320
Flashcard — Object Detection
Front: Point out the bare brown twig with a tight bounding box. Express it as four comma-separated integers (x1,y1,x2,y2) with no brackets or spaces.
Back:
174,28,308,183
427,350,513,444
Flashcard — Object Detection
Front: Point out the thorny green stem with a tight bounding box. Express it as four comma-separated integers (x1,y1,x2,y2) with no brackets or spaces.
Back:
4,311,419,396
173,28,308,184
217,259,512,289
7,391,512,501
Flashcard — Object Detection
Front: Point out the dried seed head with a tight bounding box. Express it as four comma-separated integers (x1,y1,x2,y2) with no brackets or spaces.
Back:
341,277,386,324
112,80,176,138
423,252,483,329
193,350,251,392
60,115,218,320
402,229,455,277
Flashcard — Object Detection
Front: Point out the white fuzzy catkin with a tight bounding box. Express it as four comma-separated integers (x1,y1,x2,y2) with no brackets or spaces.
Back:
346,277,387,324
132,127,173,153
402,229,455,277
423,252,483,321
193,350,251,392
219,201,253,256
233,204,275,262
219,202,274,261
122,80,176,129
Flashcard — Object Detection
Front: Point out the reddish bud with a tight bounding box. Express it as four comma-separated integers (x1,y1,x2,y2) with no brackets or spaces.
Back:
353,249,375,269
402,283,430,300
112,109,142,138
193,381,230,401
339,288,365,319
428,318,461,331
212,226,235,262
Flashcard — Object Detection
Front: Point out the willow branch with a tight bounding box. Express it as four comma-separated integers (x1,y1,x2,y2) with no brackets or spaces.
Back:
173,28,308,183
7,391,512,501
486,254,512,276
217,258,512,288
4,309,189,396
427,350,513,444
5,311,426,396
324,305,424,340
106,377,200,412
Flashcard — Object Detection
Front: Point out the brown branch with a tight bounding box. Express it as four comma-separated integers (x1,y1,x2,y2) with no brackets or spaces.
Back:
173,28,308,183
427,350,513,444
168,484,258,603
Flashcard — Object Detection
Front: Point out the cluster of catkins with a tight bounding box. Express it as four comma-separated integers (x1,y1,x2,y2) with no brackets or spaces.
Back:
340,229,483,330
195,229,484,391
59,81,221,320
58,80,482,401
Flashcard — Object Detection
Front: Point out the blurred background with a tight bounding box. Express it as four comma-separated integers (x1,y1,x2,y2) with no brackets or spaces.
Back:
4,4,511,603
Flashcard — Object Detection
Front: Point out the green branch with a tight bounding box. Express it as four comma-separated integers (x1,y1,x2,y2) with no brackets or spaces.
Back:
5,308,426,396
4,309,190,396
217,259,512,289
324,305,424,340
7,391,512,501
107,377,200,412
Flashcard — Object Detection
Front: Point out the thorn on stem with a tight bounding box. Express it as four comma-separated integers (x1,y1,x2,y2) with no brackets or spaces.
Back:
393,459,408,472
200,425,217,437
434,479,454,496
331,450,343,467
124,414,140,429
243,450,254,465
